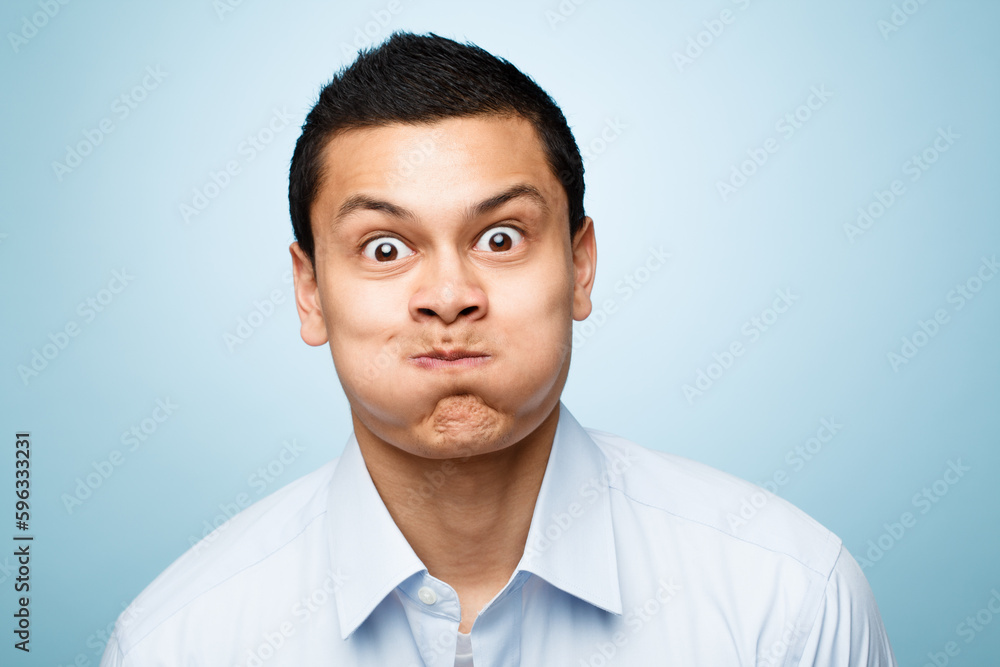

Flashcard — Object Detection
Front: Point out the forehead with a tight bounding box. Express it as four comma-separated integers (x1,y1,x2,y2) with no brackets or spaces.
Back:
313,115,567,221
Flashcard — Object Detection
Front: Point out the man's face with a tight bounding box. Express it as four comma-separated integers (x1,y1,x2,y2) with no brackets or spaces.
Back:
291,115,596,460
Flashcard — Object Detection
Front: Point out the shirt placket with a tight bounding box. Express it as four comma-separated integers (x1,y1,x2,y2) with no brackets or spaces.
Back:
464,570,530,667
398,573,462,667
396,570,530,667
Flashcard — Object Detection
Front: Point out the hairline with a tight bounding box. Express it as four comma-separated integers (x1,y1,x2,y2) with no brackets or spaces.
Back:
305,110,575,264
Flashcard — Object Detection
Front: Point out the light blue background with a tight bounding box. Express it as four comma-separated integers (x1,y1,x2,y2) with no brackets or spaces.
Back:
2,0,998,664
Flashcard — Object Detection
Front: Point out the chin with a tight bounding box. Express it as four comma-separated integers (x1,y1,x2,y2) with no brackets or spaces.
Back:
425,394,508,450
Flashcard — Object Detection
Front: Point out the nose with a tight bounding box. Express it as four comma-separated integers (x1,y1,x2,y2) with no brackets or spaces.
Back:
408,253,488,325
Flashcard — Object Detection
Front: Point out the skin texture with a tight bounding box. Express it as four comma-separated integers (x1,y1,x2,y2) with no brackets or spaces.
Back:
290,115,597,633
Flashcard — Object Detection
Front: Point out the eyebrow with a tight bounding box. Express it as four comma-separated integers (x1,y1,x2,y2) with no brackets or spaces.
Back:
332,183,550,228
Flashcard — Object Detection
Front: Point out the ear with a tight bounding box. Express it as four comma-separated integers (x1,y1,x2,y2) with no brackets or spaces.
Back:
290,242,329,346
571,216,597,321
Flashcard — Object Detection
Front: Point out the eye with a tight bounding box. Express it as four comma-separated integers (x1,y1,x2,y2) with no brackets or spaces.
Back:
475,226,524,253
362,237,413,262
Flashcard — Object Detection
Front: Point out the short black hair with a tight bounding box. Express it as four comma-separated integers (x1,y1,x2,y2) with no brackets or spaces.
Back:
288,31,586,264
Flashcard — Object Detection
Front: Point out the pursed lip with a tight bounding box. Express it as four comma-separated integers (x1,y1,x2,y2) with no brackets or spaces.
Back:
409,348,492,369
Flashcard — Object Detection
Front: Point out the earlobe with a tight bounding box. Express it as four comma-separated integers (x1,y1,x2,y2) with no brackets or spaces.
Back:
289,242,330,346
571,217,597,322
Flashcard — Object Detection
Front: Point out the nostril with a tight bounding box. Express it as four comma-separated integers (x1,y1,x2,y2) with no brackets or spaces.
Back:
459,306,478,317
418,308,437,318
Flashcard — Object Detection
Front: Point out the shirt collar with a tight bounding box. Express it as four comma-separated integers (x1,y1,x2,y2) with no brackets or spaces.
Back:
516,401,623,616
325,434,426,639
325,401,623,639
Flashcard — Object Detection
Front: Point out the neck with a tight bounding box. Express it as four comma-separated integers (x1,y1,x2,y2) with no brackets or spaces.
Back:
353,404,560,630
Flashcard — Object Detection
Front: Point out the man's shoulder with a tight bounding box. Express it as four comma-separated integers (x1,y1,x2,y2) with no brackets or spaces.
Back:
585,427,843,580
113,457,341,649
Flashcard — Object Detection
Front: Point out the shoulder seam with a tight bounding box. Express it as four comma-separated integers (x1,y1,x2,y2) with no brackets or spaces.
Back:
606,482,842,579
586,431,842,579
784,543,845,667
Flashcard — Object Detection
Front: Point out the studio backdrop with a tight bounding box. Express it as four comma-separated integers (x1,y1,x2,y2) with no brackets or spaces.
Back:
2,0,998,665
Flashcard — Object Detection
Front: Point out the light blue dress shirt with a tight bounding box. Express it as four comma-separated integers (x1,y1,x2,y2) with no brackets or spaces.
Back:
101,402,897,666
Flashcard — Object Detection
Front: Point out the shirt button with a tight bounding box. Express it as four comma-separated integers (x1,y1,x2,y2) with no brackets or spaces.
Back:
417,586,437,605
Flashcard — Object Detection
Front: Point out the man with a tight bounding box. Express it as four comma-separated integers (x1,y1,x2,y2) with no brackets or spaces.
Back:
101,32,896,666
